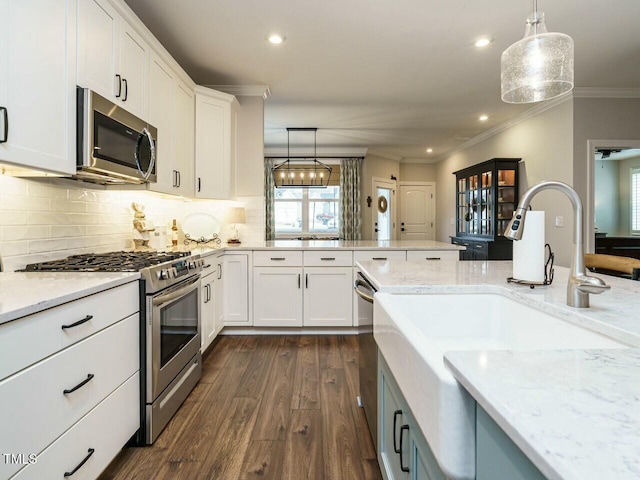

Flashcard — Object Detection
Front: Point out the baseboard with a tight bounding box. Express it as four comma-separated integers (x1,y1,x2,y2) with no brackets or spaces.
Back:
220,326,363,335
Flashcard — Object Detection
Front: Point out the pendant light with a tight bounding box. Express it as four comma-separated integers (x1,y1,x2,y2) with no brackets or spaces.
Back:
501,0,574,104
272,128,332,188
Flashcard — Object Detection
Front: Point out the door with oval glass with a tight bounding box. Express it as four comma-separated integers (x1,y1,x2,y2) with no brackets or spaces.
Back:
373,179,396,240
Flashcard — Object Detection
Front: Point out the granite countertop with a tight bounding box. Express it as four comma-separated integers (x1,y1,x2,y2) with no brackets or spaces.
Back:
357,259,640,479
0,271,140,325
445,349,640,480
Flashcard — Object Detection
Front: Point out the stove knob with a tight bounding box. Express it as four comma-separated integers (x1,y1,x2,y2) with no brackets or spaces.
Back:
172,267,178,277
158,269,170,280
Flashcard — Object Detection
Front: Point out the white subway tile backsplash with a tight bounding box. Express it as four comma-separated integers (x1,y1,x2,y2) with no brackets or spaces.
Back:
3,226,50,241
1,195,50,212
0,176,265,271
51,225,86,238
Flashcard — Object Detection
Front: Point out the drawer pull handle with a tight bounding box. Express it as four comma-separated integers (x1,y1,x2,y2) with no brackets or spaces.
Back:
61,315,93,330
425,257,441,261
64,448,95,477
372,257,387,261
320,257,336,261
203,263,212,269
270,257,286,261
399,425,410,472
476,244,483,249
63,374,95,395
393,409,403,453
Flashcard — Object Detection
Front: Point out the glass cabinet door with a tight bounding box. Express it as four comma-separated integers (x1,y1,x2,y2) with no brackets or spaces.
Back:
497,168,517,236
457,177,468,234
479,170,493,235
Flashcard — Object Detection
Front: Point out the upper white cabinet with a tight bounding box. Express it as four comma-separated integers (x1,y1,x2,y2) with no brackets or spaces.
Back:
194,86,239,200
0,0,77,175
77,0,149,120
147,51,194,197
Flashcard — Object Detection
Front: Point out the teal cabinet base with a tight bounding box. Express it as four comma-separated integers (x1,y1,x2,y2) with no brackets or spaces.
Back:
476,406,546,480
378,353,446,480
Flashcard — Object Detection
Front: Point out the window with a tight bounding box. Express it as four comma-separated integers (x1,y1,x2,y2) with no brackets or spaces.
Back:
275,186,340,237
632,168,640,234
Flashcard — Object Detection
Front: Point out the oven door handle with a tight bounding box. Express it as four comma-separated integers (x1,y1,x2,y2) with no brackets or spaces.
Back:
153,276,200,307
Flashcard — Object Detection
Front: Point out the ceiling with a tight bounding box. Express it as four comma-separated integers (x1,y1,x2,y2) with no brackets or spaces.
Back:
596,149,640,162
125,0,640,161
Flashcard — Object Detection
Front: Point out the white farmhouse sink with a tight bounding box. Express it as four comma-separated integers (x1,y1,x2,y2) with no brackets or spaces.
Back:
373,293,627,480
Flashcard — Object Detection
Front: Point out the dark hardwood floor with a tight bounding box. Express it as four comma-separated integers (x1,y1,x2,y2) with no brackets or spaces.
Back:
100,335,382,480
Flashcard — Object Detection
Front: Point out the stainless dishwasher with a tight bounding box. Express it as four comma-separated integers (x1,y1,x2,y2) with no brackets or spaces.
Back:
354,271,378,450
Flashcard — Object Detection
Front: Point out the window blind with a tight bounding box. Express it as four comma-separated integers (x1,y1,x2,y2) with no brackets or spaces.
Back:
632,168,640,233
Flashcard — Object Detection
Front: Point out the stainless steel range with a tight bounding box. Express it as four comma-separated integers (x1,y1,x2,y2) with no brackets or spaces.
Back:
23,251,204,444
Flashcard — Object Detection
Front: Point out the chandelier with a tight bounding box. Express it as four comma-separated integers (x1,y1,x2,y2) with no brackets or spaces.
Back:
272,128,332,188
501,0,574,104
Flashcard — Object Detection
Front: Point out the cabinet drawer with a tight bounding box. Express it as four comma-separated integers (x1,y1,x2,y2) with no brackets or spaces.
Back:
0,315,139,479
473,241,488,252
406,250,460,262
12,372,139,480
353,250,406,264
304,250,353,267
0,282,138,381
253,250,303,267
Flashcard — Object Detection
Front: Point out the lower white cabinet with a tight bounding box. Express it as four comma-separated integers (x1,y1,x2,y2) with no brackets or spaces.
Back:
253,265,353,328
303,267,352,327
223,254,250,325
406,250,459,262
12,372,139,480
253,267,303,327
200,268,217,352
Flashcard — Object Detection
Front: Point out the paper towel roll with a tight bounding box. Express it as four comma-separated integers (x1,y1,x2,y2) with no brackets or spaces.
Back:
512,211,545,282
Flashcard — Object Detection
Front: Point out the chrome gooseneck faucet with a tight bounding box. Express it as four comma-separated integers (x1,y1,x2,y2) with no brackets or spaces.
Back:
505,181,610,308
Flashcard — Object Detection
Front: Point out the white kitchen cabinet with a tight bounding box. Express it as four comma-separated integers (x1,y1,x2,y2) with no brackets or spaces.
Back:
147,50,194,197
223,254,250,325
200,267,216,353
194,86,239,199
77,0,149,119
253,267,303,327
303,267,353,327
406,250,459,262
0,0,76,175
171,79,195,197
214,257,225,334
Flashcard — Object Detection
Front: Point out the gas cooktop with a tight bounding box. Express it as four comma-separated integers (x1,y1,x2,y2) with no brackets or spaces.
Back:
22,251,191,272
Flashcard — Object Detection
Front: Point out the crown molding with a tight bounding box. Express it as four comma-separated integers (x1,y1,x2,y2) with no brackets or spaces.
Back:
434,92,573,162
399,158,440,164
573,87,640,98
207,85,271,99
264,146,367,157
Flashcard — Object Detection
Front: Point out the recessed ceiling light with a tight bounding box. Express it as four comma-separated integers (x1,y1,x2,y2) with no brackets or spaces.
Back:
474,37,492,48
426,148,433,153
479,115,489,121
267,33,286,44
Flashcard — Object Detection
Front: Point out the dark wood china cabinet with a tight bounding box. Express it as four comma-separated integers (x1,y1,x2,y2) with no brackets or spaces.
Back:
451,158,521,260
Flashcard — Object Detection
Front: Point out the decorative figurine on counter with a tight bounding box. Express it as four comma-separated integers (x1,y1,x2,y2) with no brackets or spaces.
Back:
132,202,155,250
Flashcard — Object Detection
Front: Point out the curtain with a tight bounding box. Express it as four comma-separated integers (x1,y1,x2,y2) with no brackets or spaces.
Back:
340,158,362,240
264,158,276,240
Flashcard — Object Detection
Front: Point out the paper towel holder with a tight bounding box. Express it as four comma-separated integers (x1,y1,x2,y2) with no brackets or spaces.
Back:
507,244,555,288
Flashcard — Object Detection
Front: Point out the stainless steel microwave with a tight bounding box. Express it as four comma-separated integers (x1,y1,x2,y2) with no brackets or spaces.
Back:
76,87,157,184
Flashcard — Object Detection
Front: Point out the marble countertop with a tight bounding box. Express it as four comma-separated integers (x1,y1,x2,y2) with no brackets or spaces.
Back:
357,259,640,346
358,259,640,479
214,239,464,251
0,271,140,325
445,349,640,480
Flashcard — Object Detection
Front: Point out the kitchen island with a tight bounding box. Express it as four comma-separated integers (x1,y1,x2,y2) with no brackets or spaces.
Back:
357,259,640,480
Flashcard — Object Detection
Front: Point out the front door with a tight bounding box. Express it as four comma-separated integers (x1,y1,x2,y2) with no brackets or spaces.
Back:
400,184,435,240
373,179,396,240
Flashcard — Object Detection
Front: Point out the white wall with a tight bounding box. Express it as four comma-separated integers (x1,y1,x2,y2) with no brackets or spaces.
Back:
399,163,437,182
0,176,264,271
594,159,620,235
435,99,575,266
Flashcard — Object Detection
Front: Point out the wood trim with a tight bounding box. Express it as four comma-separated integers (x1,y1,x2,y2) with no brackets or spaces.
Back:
220,327,361,335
